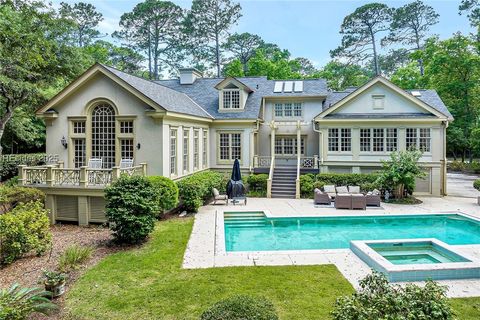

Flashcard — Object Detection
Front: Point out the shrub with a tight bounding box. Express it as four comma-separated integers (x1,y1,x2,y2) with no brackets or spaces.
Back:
448,160,465,172
247,174,268,197
0,283,56,320
0,153,48,181
200,295,279,320
148,176,179,214
332,272,453,320
377,150,425,199
105,175,159,244
474,179,480,191
177,171,228,212
299,173,379,198
0,185,45,212
58,244,94,272
0,201,52,265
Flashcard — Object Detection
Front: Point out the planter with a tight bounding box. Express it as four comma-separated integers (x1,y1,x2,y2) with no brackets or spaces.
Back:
45,280,66,298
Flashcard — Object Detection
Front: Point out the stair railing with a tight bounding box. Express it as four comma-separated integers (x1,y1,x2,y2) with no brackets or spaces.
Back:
267,156,275,198
295,156,301,199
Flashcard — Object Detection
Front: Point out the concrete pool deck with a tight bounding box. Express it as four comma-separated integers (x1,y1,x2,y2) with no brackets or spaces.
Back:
182,196,480,298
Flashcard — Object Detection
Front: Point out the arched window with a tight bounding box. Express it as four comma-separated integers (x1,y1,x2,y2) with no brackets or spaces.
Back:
91,103,116,168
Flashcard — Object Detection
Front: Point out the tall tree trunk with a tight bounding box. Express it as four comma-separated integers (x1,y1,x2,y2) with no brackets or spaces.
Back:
0,107,14,157
215,32,220,77
148,30,152,80
370,30,380,75
415,35,424,76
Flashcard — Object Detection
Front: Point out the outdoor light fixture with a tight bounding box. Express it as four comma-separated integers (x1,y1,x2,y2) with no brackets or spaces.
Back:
60,136,68,149
137,143,141,150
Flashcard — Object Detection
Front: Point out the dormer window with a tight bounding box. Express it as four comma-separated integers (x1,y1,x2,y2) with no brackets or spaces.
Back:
223,89,240,109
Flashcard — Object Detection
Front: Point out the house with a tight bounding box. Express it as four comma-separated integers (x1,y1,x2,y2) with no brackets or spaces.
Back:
26,63,452,224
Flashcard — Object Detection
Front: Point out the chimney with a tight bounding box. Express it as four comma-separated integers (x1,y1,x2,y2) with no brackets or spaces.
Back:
179,68,202,85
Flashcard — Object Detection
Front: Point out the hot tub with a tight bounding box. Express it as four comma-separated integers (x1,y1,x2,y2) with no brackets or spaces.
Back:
351,239,480,282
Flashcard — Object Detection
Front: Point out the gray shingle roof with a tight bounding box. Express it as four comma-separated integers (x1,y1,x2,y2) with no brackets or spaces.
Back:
157,77,328,120
102,65,213,119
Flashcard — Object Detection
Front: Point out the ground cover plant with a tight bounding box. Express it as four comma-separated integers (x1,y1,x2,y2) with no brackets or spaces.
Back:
201,294,278,320
0,283,56,319
58,244,94,272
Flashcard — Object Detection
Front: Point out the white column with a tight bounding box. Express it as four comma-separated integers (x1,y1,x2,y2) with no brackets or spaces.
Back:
270,121,276,157
296,120,301,159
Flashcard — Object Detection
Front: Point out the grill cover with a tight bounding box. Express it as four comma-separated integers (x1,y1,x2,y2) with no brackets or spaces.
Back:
227,179,246,199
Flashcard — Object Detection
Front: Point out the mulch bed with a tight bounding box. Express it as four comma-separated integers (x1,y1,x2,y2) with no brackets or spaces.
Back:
0,223,121,319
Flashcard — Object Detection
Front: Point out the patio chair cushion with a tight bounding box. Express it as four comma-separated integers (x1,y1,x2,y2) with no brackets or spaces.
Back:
323,185,336,193
212,188,220,197
372,189,380,196
336,186,348,194
348,186,361,194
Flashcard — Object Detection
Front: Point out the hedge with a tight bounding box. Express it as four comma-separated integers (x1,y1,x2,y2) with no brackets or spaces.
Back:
0,201,52,265
246,174,268,197
176,171,228,213
148,176,179,214
300,173,380,198
449,160,480,174
0,186,45,212
0,153,50,181
474,179,480,191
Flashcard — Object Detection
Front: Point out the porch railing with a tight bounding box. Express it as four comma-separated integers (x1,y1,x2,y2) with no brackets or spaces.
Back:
253,155,318,169
18,163,147,188
266,156,275,198
253,155,273,168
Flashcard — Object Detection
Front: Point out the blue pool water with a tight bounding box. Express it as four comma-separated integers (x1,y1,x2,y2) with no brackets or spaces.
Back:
224,213,480,252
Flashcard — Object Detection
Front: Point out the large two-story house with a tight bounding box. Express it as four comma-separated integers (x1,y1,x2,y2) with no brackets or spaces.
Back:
28,63,452,224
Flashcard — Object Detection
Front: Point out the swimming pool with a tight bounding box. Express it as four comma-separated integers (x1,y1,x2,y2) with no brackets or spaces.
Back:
224,213,480,252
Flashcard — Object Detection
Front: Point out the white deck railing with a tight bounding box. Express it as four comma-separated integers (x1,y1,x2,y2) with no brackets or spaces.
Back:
266,156,275,198
18,163,147,188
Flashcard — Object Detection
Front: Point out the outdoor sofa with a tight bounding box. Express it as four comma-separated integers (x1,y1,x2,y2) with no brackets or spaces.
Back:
314,185,381,209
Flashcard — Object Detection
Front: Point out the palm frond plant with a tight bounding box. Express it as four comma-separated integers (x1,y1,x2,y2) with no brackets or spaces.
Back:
0,283,56,319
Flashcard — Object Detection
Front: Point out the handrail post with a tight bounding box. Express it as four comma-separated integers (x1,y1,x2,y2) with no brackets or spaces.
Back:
111,166,120,182
17,165,26,185
79,166,87,188
253,155,258,168
296,157,301,199
267,156,275,198
140,162,147,176
57,160,64,169
46,165,54,186
314,155,319,169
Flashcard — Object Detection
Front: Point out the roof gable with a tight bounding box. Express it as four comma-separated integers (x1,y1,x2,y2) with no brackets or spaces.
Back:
214,77,253,92
316,77,452,121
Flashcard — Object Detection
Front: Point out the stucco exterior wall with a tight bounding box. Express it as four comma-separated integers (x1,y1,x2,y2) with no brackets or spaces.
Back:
45,74,163,175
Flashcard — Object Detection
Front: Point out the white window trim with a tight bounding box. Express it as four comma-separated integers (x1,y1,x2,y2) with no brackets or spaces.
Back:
406,127,431,153
274,136,306,156
273,102,303,119
327,128,352,153
217,131,243,164
170,128,178,177
183,129,190,173
220,89,243,111
359,128,398,154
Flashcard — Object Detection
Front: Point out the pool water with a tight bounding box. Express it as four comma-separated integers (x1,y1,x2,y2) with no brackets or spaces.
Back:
368,242,470,265
224,213,480,252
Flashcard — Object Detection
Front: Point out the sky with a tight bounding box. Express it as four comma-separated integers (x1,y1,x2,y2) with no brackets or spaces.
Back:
54,0,476,68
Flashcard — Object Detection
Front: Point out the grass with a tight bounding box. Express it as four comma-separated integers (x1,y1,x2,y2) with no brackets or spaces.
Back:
65,218,353,319
59,244,94,272
65,217,480,319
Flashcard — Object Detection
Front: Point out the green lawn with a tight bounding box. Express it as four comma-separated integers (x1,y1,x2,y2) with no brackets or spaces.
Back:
66,217,480,320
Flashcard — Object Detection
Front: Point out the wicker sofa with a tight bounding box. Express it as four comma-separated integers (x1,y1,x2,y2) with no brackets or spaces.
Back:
314,185,381,209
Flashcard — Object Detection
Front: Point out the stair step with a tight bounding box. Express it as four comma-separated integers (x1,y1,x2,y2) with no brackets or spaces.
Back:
271,194,295,199
272,190,296,196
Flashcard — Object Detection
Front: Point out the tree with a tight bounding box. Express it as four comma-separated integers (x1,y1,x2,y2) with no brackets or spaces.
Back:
223,32,263,73
245,49,302,80
383,0,439,75
378,150,425,199
113,0,184,80
59,2,104,47
331,3,393,75
460,0,480,27
376,48,410,76
222,59,244,77
84,40,145,75
314,61,371,91
292,57,317,76
0,2,83,155
391,62,425,89
417,35,480,161
185,0,242,77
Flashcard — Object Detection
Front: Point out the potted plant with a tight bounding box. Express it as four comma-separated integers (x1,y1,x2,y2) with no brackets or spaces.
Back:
43,270,67,298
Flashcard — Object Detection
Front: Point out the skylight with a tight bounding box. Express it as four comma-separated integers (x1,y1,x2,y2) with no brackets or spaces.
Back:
274,82,283,93
294,81,303,92
283,81,293,92
411,91,422,97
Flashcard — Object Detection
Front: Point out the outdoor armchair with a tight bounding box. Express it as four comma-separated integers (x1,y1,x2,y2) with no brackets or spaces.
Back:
212,188,228,205
314,188,331,205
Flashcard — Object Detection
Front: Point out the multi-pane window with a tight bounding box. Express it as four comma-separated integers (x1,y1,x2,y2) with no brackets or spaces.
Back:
91,104,116,168
419,128,431,152
219,133,241,161
170,129,177,175
73,139,85,168
386,128,398,152
223,90,240,109
202,130,208,167
406,128,431,152
194,130,199,170
273,102,303,118
328,128,351,152
275,137,305,155
360,128,398,152
120,121,134,134
183,129,189,172
120,139,134,160
73,121,85,134
373,128,384,152
360,129,371,152
406,128,417,150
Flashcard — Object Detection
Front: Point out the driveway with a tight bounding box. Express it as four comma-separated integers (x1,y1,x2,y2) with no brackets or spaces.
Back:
447,172,479,198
